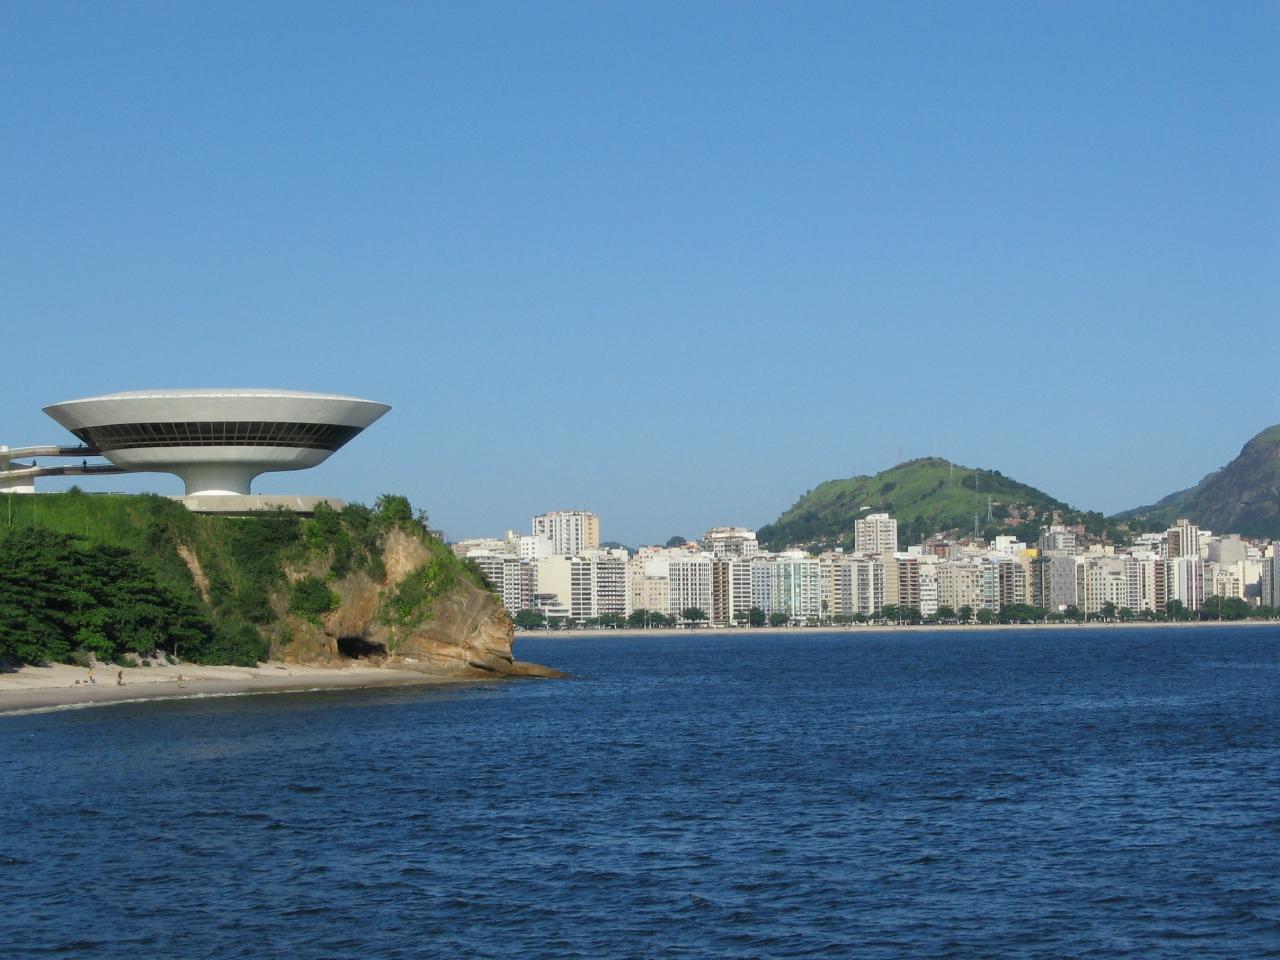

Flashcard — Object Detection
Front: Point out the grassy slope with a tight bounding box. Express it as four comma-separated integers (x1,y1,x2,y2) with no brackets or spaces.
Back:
1,491,221,603
758,457,1082,549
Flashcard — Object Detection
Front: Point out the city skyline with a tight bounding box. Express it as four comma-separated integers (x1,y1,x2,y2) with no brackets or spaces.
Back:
455,508,1280,626
3,3,1276,547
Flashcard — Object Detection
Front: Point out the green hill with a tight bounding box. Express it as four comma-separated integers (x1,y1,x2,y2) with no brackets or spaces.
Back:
758,457,1106,550
1115,425,1280,539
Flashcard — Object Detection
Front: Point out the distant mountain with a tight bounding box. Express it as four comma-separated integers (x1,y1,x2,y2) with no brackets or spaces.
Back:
1115,425,1280,540
758,457,1093,550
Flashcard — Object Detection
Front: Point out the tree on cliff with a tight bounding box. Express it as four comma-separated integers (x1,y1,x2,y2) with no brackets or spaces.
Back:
0,528,217,666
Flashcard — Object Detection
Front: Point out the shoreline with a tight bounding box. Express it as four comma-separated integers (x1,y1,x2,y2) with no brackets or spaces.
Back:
518,619,1280,640
0,661,471,716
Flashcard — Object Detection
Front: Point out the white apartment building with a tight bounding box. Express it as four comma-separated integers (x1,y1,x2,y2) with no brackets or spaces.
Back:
702,527,759,558
589,550,628,618
517,533,556,560
821,554,853,618
819,554,887,617
459,551,533,615
532,510,600,556
1262,549,1280,607
991,536,1027,557
467,552,510,600
853,557,887,616
534,556,591,620
1166,555,1205,611
1084,556,1127,614
711,558,754,625
535,550,627,620
1166,518,1201,560
979,561,1001,612
855,513,898,555
1207,561,1247,600
1044,554,1084,611
668,556,714,618
751,558,773,614
629,574,669,617
1039,525,1078,555
919,571,939,617
1124,554,1159,613
937,560,984,613
768,553,823,620
1133,532,1169,558
452,536,515,559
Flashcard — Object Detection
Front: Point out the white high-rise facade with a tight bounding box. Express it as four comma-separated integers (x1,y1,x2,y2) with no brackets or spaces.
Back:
768,553,823,620
1166,555,1204,611
1262,549,1280,608
855,513,898,555
1039,525,1078,555
466,552,534,615
668,556,714,618
534,550,626,620
711,558,754,625
1166,518,1201,560
532,511,600,556
702,527,759,558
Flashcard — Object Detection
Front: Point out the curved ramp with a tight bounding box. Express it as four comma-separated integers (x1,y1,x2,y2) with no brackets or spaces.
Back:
1,444,119,492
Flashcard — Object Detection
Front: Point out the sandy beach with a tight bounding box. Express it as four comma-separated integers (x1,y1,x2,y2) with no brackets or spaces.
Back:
518,619,1280,640
0,660,467,715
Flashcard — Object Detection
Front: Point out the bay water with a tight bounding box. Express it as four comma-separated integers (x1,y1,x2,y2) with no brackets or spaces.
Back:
2,627,1279,958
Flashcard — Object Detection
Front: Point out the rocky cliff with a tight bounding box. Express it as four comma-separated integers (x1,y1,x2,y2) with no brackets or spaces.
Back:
281,529,561,678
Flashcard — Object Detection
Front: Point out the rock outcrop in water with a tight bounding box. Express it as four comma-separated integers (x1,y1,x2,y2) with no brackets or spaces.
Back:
282,529,562,679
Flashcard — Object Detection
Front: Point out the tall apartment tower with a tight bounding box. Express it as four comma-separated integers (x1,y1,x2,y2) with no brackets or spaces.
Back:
1262,548,1280,608
1166,518,1200,559
531,510,600,556
855,513,898,555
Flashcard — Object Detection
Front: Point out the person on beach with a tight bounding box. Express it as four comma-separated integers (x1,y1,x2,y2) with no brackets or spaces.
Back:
116,669,124,686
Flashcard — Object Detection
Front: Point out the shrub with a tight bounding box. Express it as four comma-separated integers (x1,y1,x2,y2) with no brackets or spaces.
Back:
186,622,268,667
289,576,340,622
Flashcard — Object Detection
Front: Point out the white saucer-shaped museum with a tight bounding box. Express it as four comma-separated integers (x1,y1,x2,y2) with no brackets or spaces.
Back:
43,389,391,496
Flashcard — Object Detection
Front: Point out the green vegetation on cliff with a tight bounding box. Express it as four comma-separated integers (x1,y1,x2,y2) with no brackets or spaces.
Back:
758,457,1125,550
1115,425,1280,539
0,491,485,668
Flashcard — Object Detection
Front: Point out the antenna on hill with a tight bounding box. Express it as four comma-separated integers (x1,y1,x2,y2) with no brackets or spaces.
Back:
974,513,980,537
987,496,993,523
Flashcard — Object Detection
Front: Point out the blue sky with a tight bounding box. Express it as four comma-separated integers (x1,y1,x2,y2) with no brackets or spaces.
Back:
3,1,1276,546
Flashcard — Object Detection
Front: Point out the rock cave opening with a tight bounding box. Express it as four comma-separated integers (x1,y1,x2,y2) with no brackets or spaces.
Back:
337,636,388,660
